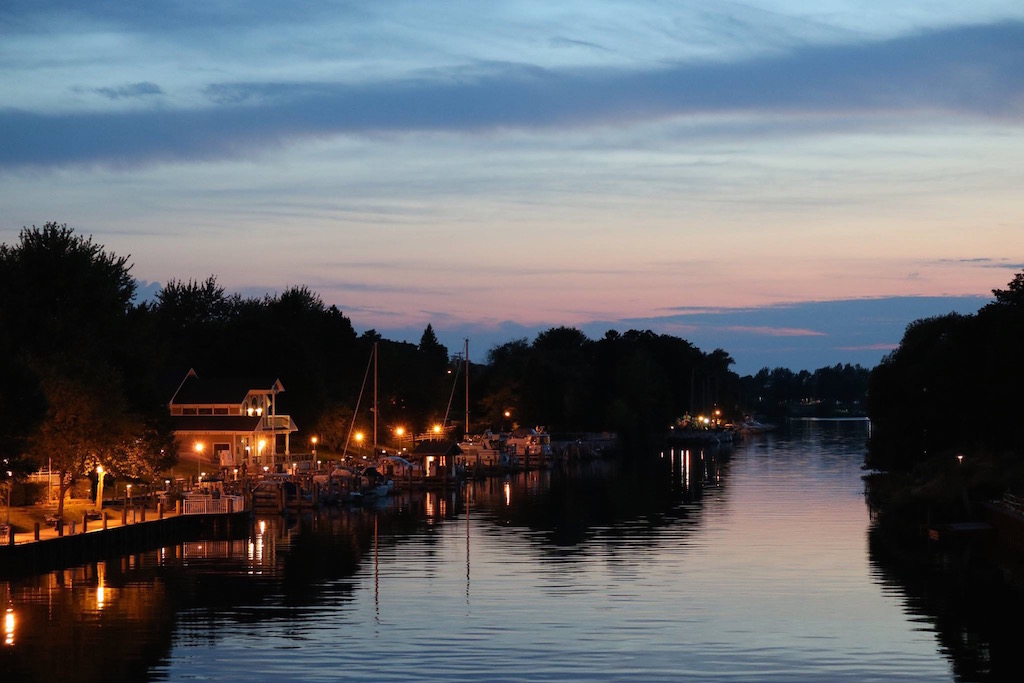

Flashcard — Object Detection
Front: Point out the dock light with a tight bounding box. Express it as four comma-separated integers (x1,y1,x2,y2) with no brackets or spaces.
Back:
164,479,170,490
263,466,269,474
957,454,964,464
247,407,254,416
5,607,14,646
433,424,443,434
504,410,511,418
256,407,263,416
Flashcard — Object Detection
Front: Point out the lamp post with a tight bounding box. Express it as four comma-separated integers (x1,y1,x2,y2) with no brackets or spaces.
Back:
95,465,105,511
4,467,12,535
194,442,204,479
394,426,405,452
354,431,364,461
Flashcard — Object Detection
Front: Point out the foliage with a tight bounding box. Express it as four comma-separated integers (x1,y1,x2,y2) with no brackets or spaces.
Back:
29,370,127,519
0,224,176,514
867,270,1024,471
740,363,870,418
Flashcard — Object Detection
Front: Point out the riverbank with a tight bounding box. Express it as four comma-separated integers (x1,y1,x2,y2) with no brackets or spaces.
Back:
0,507,249,577
865,448,1024,596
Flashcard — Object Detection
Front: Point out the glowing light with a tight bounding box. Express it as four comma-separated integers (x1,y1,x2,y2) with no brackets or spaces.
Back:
504,481,511,507
4,608,14,646
311,436,318,445
194,442,204,453
96,465,104,475
433,424,442,434
354,432,365,443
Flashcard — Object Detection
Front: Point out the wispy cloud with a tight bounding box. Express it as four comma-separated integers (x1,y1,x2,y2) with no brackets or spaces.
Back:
836,343,897,351
723,325,827,337
93,82,163,100
3,21,1023,168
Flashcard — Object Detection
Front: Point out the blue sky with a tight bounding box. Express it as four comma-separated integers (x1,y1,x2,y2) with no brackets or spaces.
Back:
3,2,1022,374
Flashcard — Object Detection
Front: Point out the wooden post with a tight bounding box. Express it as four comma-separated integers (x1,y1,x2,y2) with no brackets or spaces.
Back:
158,502,164,520
140,506,146,522
34,522,40,541
82,514,88,533
70,520,76,535
103,515,108,530
121,506,127,526
176,499,182,515
57,520,64,537
7,526,13,546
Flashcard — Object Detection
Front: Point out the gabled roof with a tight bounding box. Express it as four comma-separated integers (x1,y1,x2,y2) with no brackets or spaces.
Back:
412,440,462,456
170,369,284,405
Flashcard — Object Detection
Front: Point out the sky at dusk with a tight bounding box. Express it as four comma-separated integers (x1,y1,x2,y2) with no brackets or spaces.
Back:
2,1,1022,374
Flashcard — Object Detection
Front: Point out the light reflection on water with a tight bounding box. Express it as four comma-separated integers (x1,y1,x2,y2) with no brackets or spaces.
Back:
0,421,979,681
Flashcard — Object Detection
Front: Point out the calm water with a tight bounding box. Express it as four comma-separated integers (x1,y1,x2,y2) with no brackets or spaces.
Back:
0,421,1000,681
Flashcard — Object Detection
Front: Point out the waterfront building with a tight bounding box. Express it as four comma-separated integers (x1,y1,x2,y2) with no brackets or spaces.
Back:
169,369,298,474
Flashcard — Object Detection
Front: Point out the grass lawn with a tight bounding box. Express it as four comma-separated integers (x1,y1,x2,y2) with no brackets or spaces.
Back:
5,499,118,532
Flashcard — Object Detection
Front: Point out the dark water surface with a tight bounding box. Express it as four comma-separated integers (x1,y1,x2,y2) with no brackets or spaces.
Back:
0,422,992,681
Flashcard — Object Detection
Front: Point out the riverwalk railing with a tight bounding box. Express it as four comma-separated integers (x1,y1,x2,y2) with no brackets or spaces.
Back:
182,494,245,515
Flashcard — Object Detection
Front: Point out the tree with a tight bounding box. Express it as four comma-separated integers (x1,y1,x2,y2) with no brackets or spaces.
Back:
30,371,126,519
0,223,176,513
989,271,1024,309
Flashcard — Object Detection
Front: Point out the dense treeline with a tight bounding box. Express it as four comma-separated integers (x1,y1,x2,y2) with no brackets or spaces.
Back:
867,271,1024,472
739,364,870,419
472,328,740,438
2,223,878,505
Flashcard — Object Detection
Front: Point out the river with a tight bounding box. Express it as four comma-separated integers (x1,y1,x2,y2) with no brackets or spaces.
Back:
0,421,1008,681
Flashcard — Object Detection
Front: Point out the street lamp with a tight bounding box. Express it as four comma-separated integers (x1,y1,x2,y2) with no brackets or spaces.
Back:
95,465,105,511
394,427,405,451
311,436,318,457
194,442,204,477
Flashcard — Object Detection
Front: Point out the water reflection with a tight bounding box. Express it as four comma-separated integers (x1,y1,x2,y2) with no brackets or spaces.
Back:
868,501,1024,682
2,422,1014,681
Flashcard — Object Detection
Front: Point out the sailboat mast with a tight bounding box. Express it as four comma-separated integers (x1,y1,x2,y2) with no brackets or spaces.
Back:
373,341,378,454
464,338,469,437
